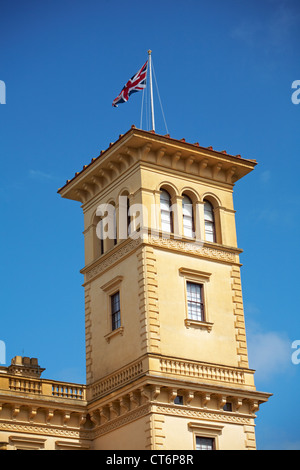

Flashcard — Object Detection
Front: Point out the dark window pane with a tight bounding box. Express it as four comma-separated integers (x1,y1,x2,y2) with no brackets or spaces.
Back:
111,292,121,331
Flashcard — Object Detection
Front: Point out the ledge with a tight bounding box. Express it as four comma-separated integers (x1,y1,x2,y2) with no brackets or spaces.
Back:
184,319,214,332
104,327,124,343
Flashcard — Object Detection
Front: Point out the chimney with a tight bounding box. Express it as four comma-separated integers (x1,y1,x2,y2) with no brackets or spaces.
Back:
8,356,45,378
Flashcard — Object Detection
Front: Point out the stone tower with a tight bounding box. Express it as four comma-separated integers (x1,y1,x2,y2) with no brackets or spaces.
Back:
58,126,271,450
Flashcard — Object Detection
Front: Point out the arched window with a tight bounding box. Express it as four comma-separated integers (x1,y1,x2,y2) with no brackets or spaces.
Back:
113,209,117,245
182,194,194,237
94,214,104,258
98,218,104,255
204,200,216,242
160,189,173,233
127,196,131,236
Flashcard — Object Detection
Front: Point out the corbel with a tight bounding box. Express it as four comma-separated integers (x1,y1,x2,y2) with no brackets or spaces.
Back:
199,158,208,175
151,385,161,401
109,401,120,420
201,392,211,409
119,396,130,415
12,406,20,420
98,168,110,184
233,397,243,412
125,146,138,163
249,399,259,414
156,147,166,165
108,162,119,177
116,154,128,171
140,143,152,160
99,406,110,424
217,395,227,410
75,189,88,203
46,409,54,423
168,388,178,404
83,182,95,198
28,407,37,422
129,391,140,409
212,162,223,179
138,386,152,404
91,175,103,190
63,412,71,426
185,155,195,172
171,151,181,169
90,409,100,426
79,413,87,426
226,166,236,183
185,390,194,406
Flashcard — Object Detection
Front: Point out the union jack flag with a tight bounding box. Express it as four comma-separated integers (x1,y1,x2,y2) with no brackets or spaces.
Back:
112,60,148,107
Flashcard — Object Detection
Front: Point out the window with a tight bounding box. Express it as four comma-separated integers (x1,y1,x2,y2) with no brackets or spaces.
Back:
223,402,233,412
204,200,216,242
196,437,215,451
127,197,131,236
113,209,117,245
189,422,223,450
111,291,121,331
160,190,173,233
174,395,184,405
187,282,204,322
99,218,104,255
182,195,194,237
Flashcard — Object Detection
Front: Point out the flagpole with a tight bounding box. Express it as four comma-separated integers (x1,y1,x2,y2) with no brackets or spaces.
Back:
148,50,155,131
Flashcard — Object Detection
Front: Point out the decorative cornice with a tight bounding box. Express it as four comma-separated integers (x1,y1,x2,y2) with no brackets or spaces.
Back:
58,127,256,204
147,236,239,264
153,404,252,425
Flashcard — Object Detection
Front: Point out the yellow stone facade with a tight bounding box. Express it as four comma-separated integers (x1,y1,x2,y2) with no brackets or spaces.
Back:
0,127,271,450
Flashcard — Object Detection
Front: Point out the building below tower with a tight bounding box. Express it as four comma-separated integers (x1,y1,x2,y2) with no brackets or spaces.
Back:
0,127,271,450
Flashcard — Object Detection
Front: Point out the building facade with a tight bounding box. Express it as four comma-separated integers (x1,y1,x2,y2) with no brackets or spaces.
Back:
0,126,271,450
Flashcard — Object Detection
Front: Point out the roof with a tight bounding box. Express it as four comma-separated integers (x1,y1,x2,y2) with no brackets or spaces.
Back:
57,125,256,194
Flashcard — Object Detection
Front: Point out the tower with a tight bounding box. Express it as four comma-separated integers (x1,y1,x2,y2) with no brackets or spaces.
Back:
58,126,271,450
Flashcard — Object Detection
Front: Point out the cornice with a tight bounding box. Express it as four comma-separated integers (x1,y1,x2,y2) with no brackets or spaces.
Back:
58,127,256,205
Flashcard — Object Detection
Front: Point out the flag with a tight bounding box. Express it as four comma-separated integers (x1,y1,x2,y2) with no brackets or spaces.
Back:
112,60,148,107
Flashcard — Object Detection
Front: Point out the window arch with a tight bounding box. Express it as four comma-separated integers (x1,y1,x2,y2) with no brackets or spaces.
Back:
204,200,216,242
160,189,173,233
182,194,194,237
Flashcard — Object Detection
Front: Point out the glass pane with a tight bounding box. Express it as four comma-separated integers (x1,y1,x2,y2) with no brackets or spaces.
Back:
187,282,203,321
196,437,214,450
160,190,172,232
160,190,171,206
205,221,215,242
182,196,193,216
204,201,214,221
183,219,193,237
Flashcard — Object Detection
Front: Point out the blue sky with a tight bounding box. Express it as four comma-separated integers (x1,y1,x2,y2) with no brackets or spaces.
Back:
0,0,299,450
